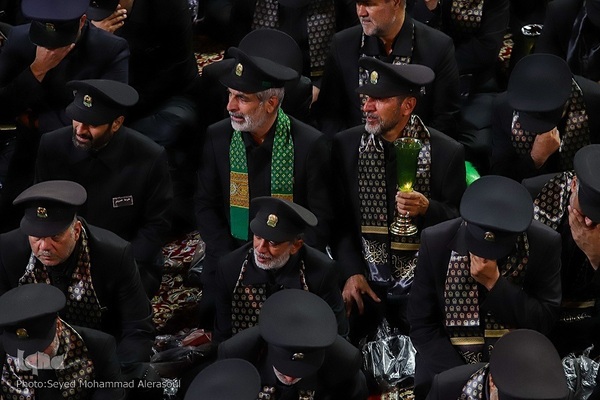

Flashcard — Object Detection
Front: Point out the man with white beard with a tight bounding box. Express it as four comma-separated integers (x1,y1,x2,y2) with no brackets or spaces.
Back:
331,57,465,344
195,37,333,329
211,197,347,342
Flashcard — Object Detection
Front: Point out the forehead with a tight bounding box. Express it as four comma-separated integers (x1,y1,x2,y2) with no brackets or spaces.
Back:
356,0,393,6
227,88,260,100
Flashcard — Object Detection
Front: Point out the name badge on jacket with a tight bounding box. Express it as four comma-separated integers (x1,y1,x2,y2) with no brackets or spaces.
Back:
113,195,134,208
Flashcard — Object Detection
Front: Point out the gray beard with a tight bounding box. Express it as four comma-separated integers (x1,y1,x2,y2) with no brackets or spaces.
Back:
253,250,291,271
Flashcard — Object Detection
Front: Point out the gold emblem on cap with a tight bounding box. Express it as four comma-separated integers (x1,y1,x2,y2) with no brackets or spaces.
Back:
291,353,304,360
267,214,278,228
235,63,244,77
36,207,48,219
83,95,92,108
370,70,379,84
45,23,55,32
484,231,495,242
16,328,29,339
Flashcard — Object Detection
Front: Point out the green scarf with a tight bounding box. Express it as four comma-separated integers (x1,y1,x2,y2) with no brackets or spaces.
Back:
229,108,294,240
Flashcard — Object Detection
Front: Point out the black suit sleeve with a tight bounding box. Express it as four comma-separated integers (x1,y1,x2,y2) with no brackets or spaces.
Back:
312,35,352,137
78,327,127,400
481,224,562,334
303,134,333,250
112,242,155,366
424,137,465,227
129,148,173,264
195,128,239,263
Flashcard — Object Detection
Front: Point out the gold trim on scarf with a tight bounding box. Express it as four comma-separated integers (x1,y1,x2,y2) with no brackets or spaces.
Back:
450,337,485,346
390,242,420,251
561,300,596,308
230,172,250,208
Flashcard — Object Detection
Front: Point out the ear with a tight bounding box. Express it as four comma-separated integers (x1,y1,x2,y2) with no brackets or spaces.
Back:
264,96,280,114
79,14,87,29
400,96,417,116
289,238,304,255
111,116,125,133
73,219,83,241
571,175,578,192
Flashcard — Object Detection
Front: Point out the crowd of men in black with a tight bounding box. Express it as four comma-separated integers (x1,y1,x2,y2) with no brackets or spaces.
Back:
0,0,599,398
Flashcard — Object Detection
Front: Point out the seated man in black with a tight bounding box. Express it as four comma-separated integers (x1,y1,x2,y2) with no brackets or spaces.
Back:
0,0,129,231
490,54,600,182
0,180,154,372
35,79,173,298
214,196,347,342
408,175,562,399
218,289,367,400
0,283,126,399
524,145,600,357
426,329,569,400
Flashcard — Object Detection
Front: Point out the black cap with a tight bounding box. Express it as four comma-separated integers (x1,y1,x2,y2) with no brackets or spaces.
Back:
13,180,87,238
456,176,533,260
508,54,572,134
356,57,434,98
239,29,303,74
250,197,317,243
586,0,600,28
87,0,119,21
490,329,569,400
66,79,139,126
22,0,88,48
184,359,261,400
0,284,66,358
259,289,337,378
574,145,600,223
218,39,298,93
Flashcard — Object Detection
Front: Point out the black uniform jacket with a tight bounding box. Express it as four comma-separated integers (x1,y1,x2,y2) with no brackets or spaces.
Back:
218,326,368,400
425,363,486,400
313,17,460,138
0,22,129,133
490,75,600,182
407,218,562,394
330,126,466,281
195,116,333,282
0,220,154,365
35,125,173,266
0,325,126,400
213,242,347,342
535,0,591,70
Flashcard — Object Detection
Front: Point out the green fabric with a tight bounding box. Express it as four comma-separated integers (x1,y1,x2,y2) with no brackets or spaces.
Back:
229,108,294,240
465,161,480,186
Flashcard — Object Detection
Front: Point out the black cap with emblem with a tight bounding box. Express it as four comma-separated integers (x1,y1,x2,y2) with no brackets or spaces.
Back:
184,359,261,400
13,180,87,238
355,57,434,98
574,144,600,224
87,0,120,21
249,196,318,243
218,37,299,93
507,54,572,134
490,329,569,400
66,79,139,126
0,283,66,358
455,175,533,260
22,0,88,49
259,289,337,378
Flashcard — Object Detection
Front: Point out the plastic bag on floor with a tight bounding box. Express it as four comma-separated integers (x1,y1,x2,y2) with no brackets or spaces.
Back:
563,346,599,400
362,319,416,392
